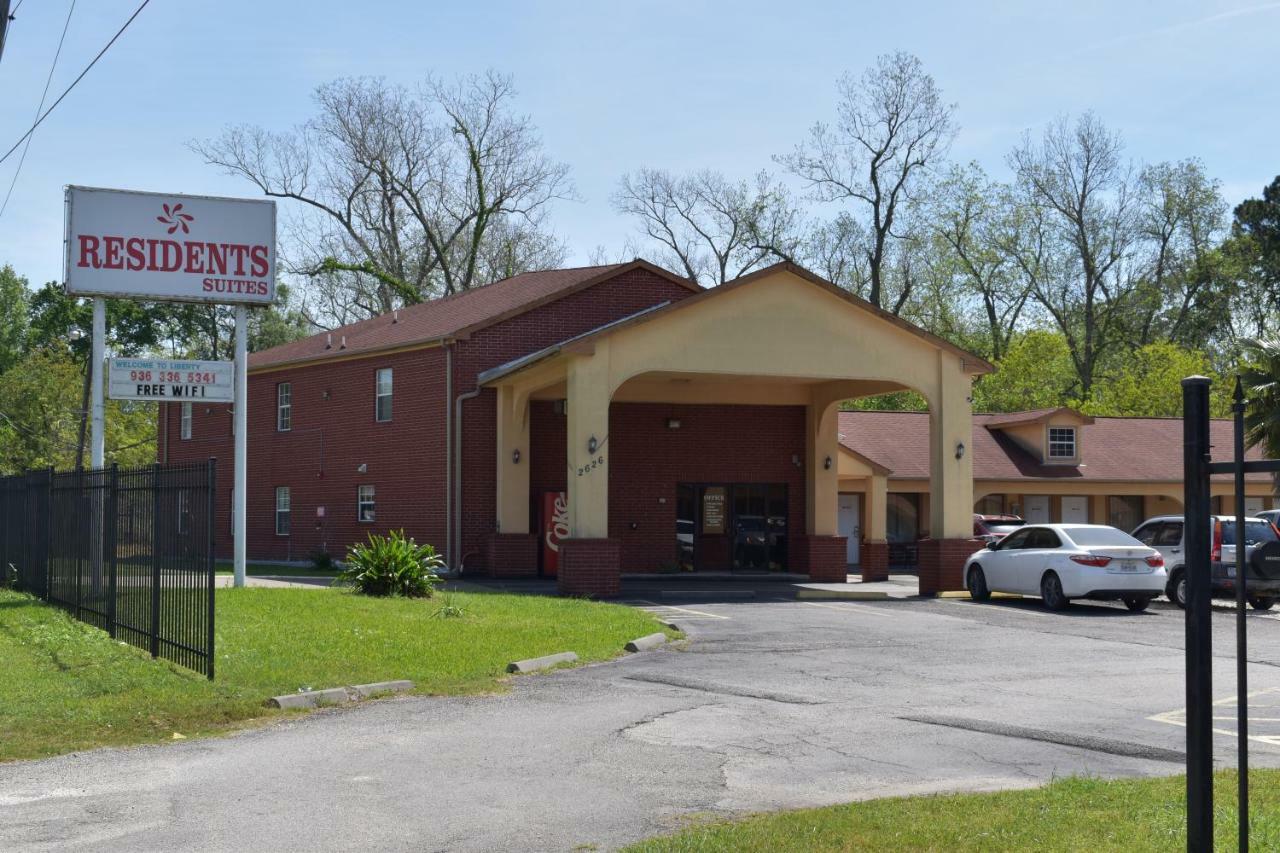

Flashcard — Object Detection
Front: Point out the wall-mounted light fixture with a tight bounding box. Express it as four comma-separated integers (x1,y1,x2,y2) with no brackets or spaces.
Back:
824,455,833,470
512,449,521,464
587,435,598,454
666,418,681,430
792,453,801,468
955,441,965,460
357,463,368,473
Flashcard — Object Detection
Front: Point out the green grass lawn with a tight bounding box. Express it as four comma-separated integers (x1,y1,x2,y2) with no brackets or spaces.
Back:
625,771,1280,852
0,585,672,763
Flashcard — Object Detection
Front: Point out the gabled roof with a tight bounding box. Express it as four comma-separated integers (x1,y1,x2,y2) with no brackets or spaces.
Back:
838,410,1269,483
984,407,1094,428
249,260,698,371
555,262,994,374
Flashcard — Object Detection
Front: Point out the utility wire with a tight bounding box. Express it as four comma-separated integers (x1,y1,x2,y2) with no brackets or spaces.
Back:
0,0,151,167
0,0,77,221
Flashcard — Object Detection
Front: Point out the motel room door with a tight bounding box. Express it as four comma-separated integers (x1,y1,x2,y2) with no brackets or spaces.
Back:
1023,495,1051,524
1060,496,1089,524
838,494,860,565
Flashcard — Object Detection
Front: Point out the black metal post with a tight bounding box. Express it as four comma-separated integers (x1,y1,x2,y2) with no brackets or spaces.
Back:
206,458,217,680
1232,378,1249,851
1183,376,1214,852
150,462,161,659
106,464,118,638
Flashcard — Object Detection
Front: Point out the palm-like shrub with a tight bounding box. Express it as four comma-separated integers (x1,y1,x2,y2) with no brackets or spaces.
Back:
338,530,444,598
1241,340,1280,479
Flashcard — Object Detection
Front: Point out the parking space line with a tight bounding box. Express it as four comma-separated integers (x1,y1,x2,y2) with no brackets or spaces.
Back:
801,601,894,618
625,600,731,620
1149,687,1280,750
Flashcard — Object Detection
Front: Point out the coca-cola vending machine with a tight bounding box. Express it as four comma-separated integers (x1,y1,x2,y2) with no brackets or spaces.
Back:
541,491,568,577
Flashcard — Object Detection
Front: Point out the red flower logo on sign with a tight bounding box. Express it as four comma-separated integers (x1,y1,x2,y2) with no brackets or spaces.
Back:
156,202,194,235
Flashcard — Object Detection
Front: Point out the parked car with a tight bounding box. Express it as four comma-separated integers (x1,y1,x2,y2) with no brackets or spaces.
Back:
964,524,1166,612
1131,515,1280,610
973,514,1025,545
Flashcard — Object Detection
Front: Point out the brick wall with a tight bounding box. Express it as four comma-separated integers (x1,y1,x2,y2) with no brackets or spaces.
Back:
918,537,983,595
159,267,693,566
454,269,697,569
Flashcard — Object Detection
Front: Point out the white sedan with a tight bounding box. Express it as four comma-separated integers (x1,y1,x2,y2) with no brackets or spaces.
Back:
963,524,1167,612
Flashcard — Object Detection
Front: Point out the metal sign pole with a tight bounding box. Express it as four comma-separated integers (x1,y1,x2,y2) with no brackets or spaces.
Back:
1182,376,1214,852
1232,377,1249,851
90,297,106,469
233,305,248,589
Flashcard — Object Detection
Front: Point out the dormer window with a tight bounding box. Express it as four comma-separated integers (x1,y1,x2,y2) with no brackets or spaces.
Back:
1048,427,1077,460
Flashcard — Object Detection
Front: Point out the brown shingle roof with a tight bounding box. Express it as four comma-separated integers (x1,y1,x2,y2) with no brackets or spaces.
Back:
839,411,1269,483
249,261,697,371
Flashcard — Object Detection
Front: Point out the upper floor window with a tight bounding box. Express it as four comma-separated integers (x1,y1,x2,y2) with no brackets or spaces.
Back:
375,368,392,422
1047,427,1076,459
277,383,292,431
180,402,192,440
275,486,291,536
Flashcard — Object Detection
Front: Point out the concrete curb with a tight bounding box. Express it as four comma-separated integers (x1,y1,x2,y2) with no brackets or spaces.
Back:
267,680,415,709
938,591,1024,599
507,651,578,674
796,588,890,601
656,619,681,633
625,632,668,653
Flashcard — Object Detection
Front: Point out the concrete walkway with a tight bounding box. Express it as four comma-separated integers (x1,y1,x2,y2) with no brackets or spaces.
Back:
213,575,334,589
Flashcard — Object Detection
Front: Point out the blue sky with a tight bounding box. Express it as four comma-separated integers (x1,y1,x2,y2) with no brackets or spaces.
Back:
2,0,1277,287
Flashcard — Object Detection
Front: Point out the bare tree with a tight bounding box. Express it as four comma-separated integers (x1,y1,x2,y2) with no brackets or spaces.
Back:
192,72,572,323
779,51,957,310
613,168,799,285
1009,112,1137,395
1131,159,1229,346
929,163,1032,359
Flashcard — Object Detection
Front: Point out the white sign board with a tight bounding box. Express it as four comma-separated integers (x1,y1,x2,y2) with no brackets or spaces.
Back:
65,185,276,304
108,358,234,402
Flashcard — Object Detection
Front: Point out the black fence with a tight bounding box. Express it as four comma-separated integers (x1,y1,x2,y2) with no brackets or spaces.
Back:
0,460,217,679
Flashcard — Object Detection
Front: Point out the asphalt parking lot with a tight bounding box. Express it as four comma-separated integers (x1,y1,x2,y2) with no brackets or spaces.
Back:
2,592,1278,852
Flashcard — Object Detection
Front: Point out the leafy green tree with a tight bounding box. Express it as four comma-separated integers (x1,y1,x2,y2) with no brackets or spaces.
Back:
972,330,1079,412
1224,177,1280,341
0,264,29,374
1241,339,1280,465
1085,342,1229,418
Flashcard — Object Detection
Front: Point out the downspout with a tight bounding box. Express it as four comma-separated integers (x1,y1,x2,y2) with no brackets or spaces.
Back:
445,343,453,571
453,382,483,575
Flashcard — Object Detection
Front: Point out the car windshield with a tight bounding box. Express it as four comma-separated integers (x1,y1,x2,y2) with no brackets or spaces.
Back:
1063,526,1142,547
1221,521,1279,546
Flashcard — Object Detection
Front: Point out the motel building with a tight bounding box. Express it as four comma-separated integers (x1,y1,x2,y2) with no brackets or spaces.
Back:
159,260,1276,597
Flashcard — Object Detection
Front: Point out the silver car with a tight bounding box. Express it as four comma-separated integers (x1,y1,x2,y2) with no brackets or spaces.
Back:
1131,514,1280,609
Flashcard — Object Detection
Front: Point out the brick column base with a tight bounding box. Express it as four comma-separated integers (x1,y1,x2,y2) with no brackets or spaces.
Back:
860,540,889,583
917,538,983,596
558,538,621,598
483,534,539,578
793,535,849,583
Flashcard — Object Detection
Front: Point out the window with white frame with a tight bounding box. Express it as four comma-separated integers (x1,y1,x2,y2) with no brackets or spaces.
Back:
180,402,192,440
358,485,376,522
275,486,291,536
277,383,292,431
1048,426,1077,459
375,368,392,422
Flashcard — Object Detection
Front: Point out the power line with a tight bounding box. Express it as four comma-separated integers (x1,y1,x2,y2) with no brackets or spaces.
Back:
0,0,77,221
0,0,152,167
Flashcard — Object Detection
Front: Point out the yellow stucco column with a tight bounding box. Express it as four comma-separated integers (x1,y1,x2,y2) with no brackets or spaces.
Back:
1090,494,1108,525
565,352,611,539
495,383,531,535
866,473,888,541
806,399,840,536
928,352,974,539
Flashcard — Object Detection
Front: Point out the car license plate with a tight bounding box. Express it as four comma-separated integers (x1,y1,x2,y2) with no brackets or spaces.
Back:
1118,561,1140,572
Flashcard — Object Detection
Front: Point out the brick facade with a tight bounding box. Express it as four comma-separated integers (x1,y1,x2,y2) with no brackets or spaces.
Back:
917,538,983,595
793,535,850,582
483,533,538,577
558,538,622,597
860,540,890,583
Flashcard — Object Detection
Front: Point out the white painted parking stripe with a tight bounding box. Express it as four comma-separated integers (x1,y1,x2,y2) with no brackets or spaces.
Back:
625,600,730,620
1149,687,1280,750
802,600,894,618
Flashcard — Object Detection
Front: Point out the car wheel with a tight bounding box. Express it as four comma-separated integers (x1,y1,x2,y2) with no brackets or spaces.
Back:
1249,596,1276,611
967,565,991,602
1167,569,1187,610
1041,571,1069,611
1123,596,1150,613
